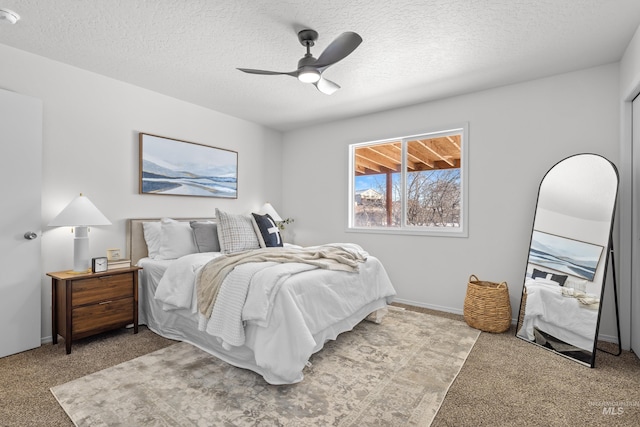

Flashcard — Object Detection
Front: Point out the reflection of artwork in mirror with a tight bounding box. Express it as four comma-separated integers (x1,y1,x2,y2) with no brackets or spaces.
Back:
529,230,604,281
139,133,238,198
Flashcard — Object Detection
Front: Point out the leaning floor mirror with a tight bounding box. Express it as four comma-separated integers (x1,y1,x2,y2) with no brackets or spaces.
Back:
516,153,619,367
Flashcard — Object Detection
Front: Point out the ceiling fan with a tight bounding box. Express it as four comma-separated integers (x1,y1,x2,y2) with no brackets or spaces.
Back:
237,29,362,95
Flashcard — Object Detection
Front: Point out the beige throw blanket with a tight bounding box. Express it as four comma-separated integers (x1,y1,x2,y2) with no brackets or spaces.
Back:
197,245,367,318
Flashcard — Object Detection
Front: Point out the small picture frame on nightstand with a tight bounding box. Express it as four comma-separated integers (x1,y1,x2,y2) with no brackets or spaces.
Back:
107,248,122,261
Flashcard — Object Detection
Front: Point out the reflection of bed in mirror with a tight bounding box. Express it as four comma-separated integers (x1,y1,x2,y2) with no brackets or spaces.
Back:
518,277,599,352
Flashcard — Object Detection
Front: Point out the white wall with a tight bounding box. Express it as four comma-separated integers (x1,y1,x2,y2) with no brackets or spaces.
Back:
619,24,640,351
621,26,640,96
0,43,283,342
282,64,621,338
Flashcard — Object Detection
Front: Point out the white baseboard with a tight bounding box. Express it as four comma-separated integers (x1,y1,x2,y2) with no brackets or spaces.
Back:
392,298,464,316
597,333,619,344
392,298,620,345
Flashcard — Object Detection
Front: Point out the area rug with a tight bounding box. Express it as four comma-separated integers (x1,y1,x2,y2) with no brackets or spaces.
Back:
51,308,480,426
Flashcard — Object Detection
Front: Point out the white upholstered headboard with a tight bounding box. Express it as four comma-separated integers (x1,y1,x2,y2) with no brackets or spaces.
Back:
127,218,216,265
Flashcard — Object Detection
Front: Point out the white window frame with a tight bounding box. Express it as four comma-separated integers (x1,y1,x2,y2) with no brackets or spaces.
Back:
347,123,469,237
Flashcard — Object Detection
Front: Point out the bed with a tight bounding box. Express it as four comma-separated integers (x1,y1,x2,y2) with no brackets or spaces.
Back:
127,216,396,385
517,278,599,352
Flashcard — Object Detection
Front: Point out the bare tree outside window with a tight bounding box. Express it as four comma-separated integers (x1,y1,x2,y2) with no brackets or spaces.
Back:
406,169,460,226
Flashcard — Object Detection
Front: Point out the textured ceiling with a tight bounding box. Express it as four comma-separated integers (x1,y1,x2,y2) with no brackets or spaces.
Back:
1,1,640,131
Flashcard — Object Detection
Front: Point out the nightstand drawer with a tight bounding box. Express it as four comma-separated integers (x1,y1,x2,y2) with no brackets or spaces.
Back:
48,266,141,354
72,297,134,336
72,274,134,306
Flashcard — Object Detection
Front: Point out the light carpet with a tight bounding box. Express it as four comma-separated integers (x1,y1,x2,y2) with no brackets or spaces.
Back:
51,308,480,426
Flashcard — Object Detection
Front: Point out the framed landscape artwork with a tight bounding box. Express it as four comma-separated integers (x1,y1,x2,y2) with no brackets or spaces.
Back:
139,133,238,198
529,230,604,281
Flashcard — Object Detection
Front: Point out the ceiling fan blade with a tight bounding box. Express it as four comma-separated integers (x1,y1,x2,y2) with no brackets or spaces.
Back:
313,32,362,69
237,68,297,77
314,76,340,95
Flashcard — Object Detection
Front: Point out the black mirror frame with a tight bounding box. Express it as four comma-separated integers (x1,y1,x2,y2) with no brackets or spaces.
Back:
515,153,620,367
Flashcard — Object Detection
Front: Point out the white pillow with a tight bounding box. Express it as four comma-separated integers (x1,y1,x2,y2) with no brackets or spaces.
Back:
532,277,559,287
156,218,198,260
142,221,162,259
566,278,587,293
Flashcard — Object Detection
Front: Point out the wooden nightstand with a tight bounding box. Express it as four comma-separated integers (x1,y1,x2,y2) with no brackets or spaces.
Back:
47,267,141,354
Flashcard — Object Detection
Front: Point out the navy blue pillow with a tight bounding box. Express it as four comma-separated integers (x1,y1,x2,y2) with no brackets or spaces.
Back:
551,273,568,286
531,268,568,286
531,268,548,279
251,213,283,247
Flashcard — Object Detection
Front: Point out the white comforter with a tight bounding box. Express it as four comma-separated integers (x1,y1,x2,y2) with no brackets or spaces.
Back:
153,244,396,384
518,279,599,352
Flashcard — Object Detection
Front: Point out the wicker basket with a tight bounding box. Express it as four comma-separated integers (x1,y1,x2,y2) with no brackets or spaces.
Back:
463,274,511,333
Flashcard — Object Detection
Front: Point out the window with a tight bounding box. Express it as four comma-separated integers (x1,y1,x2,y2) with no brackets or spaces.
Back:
348,124,468,237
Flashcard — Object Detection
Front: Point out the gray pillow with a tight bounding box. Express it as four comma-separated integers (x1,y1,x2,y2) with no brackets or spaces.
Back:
189,221,221,253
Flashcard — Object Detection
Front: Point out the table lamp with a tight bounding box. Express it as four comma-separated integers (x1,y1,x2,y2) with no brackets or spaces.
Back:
48,193,111,273
258,202,283,222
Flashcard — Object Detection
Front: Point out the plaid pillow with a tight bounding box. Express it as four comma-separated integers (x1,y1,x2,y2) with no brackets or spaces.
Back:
215,208,260,254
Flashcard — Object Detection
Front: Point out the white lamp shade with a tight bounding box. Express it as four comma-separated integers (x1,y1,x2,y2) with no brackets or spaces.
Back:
48,194,111,273
258,202,283,222
48,194,111,227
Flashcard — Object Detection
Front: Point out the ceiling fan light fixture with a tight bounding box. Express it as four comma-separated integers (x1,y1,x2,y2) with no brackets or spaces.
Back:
298,67,321,83
315,77,339,95
237,29,361,94
0,8,19,24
